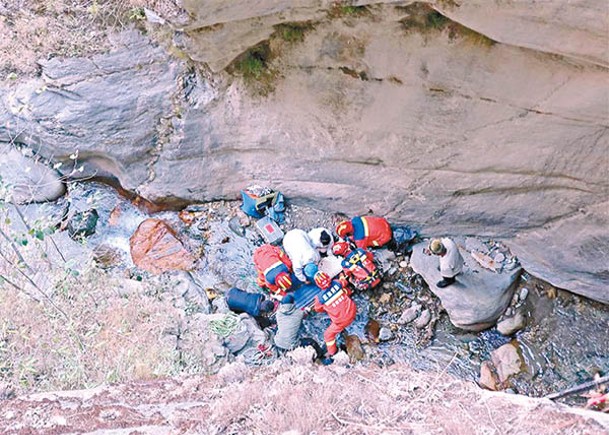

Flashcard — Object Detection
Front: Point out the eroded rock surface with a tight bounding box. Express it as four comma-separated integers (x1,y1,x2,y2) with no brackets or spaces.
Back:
410,239,522,330
0,3,607,303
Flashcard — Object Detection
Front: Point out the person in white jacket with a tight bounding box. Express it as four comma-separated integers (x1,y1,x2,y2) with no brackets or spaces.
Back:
427,237,464,288
307,227,334,256
283,229,321,283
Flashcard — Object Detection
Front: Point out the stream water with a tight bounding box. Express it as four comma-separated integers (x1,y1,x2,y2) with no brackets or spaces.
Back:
59,181,609,403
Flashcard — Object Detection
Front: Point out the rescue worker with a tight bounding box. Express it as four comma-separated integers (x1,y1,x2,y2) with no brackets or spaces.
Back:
226,287,276,329
332,241,381,291
312,275,357,357
274,294,325,360
282,229,321,283
336,216,393,249
253,244,293,298
308,227,334,256
426,238,464,288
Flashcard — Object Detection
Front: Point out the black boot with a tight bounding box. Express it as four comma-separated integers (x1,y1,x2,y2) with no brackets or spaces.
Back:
436,276,456,288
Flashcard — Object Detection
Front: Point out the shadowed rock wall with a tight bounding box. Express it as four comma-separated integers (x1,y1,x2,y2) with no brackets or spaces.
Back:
0,2,607,302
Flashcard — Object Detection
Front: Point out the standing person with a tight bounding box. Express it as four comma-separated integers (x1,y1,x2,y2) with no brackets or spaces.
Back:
312,275,357,357
274,294,325,360
253,244,293,298
336,216,393,249
308,227,334,256
226,287,276,328
282,229,321,283
426,238,464,288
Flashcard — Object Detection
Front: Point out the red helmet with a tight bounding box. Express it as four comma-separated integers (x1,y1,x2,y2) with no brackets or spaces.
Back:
336,220,354,238
332,241,350,257
276,272,292,291
314,271,331,290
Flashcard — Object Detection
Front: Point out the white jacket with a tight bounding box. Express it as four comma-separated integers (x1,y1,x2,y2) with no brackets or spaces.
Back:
308,227,334,255
439,237,464,278
283,229,321,282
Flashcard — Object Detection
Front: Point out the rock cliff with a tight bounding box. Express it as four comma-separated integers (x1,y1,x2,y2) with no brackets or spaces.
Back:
0,1,607,302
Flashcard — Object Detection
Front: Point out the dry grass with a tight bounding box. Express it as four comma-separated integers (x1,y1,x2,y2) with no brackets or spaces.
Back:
0,359,605,433
181,361,607,434
0,264,188,393
0,0,185,82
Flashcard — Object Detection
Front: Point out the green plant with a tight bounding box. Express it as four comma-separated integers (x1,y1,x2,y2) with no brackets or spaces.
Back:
230,43,277,96
128,7,146,21
274,23,312,44
328,3,369,18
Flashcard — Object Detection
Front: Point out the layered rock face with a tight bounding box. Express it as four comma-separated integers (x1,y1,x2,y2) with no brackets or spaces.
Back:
0,1,607,302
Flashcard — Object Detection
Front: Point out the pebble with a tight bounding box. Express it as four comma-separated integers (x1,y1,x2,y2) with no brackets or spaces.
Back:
379,327,394,341
519,287,529,303
497,310,526,336
399,260,408,268
395,282,413,294
415,309,431,329
398,303,421,324
479,361,499,391
494,253,505,263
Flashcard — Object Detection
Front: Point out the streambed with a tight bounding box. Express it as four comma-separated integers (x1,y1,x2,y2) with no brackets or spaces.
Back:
51,181,609,401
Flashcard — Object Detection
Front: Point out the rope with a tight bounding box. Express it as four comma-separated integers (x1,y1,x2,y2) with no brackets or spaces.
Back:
209,313,240,338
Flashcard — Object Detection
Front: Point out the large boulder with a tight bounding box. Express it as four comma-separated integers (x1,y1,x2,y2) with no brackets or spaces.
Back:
0,144,64,204
410,239,522,331
130,219,195,274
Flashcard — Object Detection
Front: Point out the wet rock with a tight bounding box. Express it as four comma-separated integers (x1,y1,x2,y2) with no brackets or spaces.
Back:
414,309,431,329
228,216,246,237
345,334,365,363
93,244,124,269
67,209,99,239
410,239,522,331
0,144,65,204
491,343,524,383
479,361,499,391
378,327,393,342
398,303,421,325
519,288,529,304
365,319,380,343
129,219,195,274
378,293,392,305
395,281,413,295
497,311,526,336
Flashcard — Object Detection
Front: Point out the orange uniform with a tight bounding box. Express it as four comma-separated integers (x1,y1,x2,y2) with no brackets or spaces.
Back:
313,278,357,355
336,216,392,249
253,244,293,296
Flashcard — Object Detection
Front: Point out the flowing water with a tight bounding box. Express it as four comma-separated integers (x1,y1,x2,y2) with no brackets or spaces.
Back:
63,181,609,402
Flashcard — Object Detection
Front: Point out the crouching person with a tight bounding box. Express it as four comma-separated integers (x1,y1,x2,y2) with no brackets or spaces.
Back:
313,275,357,358
274,295,324,360
253,244,294,299
226,287,276,329
336,216,392,249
